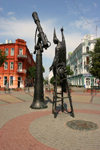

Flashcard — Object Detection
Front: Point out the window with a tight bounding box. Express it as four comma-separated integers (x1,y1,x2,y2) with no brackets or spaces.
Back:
5,48,9,56
4,62,8,70
86,46,89,53
86,56,89,65
19,49,23,55
86,78,90,86
18,62,22,70
11,48,14,56
4,76,7,85
10,76,13,85
10,62,14,70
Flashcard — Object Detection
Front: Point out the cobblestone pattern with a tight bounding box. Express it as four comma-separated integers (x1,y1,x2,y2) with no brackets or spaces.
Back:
0,94,22,103
0,91,100,150
0,110,57,150
0,100,7,105
11,92,33,102
30,112,100,150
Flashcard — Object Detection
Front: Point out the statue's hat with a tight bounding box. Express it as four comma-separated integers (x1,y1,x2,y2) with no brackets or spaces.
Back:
53,28,59,44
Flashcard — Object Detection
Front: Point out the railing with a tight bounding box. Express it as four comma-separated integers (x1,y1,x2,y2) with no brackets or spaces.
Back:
17,69,26,73
17,55,27,59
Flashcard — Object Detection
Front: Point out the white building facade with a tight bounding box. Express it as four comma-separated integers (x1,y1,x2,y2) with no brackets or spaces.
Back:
67,35,98,88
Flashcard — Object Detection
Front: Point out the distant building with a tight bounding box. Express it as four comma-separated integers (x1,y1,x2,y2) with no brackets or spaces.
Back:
67,35,98,88
0,39,35,89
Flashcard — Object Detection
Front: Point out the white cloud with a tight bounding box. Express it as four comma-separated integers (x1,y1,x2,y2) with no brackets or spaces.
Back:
0,16,84,56
3,15,98,77
0,16,57,55
70,17,100,37
65,33,82,53
43,29,82,59
0,17,33,37
93,2,97,7
8,11,15,16
0,7,3,12
72,18,92,30
0,17,35,51
32,4,37,11
0,16,92,77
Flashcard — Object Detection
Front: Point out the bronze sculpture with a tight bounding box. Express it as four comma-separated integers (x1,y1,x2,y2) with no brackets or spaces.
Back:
50,28,67,92
50,28,74,117
30,12,51,109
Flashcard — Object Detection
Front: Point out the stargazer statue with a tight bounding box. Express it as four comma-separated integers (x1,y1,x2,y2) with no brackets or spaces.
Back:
50,28,74,117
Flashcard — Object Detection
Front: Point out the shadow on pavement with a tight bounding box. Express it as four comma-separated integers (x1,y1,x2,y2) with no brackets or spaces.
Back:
45,96,53,104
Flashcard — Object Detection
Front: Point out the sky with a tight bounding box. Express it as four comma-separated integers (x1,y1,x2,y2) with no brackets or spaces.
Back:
0,0,100,77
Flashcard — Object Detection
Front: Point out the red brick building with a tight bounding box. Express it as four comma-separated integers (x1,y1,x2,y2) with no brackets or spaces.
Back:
0,39,35,89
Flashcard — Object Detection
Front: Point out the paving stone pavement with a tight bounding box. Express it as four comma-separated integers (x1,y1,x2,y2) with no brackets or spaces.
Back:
0,100,7,105
30,112,100,150
0,110,56,150
0,90,100,150
11,92,33,102
0,94,22,104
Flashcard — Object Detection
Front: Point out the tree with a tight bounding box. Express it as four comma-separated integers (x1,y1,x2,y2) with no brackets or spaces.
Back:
50,75,61,86
27,66,36,79
0,49,7,67
44,77,48,85
89,39,100,80
27,65,45,79
42,66,45,73
66,65,73,75
50,76,55,85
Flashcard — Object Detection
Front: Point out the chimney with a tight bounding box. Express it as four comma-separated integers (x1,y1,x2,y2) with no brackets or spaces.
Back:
5,40,9,44
9,40,12,43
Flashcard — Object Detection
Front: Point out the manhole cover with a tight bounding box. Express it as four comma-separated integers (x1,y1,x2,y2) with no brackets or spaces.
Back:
67,120,98,131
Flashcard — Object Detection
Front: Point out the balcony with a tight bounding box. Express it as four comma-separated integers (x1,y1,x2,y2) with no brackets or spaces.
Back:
17,54,27,59
17,69,26,73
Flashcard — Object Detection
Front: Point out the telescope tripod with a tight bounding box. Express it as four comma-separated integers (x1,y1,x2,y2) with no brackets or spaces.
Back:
52,74,74,118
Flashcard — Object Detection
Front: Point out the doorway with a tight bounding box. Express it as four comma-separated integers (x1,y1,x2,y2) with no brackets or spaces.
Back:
18,77,22,88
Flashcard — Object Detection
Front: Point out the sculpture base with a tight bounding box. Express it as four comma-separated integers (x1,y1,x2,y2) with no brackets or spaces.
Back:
30,100,48,109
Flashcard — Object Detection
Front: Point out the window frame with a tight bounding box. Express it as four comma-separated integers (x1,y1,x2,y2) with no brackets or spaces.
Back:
4,62,8,70
18,62,22,71
10,76,13,86
11,48,14,56
19,48,23,55
4,76,7,86
10,62,14,70
5,48,9,56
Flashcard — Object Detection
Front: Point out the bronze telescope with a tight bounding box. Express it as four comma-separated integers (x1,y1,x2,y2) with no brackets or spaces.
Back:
30,12,51,109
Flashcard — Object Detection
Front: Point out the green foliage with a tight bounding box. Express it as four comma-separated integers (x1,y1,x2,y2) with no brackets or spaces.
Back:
27,66,36,79
66,65,73,75
44,79,48,85
27,65,45,79
89,39,100,80
0,49,7,67
50,76,55,85
42,66,45,73
50,76,60,85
